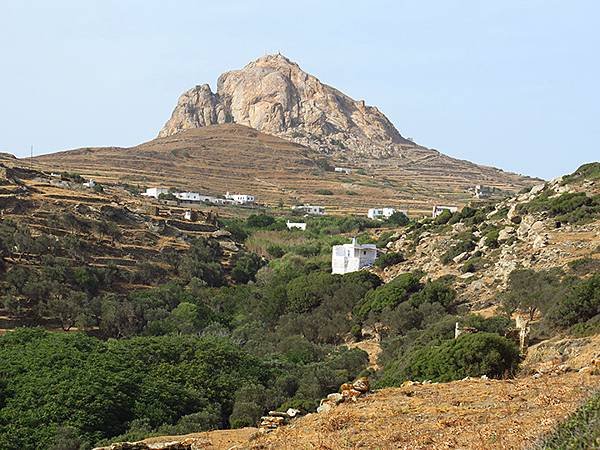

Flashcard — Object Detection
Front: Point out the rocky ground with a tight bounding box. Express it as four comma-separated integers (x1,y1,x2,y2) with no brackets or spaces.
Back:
378,173,600,310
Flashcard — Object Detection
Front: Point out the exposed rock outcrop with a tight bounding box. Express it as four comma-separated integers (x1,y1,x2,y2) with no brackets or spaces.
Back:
159,54,414,158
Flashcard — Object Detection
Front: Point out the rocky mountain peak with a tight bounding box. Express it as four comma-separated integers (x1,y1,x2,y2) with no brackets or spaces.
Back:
158,54,413,157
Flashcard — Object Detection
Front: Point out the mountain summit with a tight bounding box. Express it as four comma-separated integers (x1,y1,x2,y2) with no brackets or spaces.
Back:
159,54,413,157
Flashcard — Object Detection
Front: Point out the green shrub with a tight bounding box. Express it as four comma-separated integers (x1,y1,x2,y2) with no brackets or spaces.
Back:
286,272,339,313
484,228,500,248
267,245,285,259
387,211,410,226
518,191,600,224
231,253,263,284
441,233,476,264
434,210,453,225
383,333,520,384
354,272,422,320
408,280,456,309
562,162,600,184
246,214,276,228
376,231,395,248
315,189,334,195
546,273,600,328
461,314,513,335
568,257,600,276
157,192,177,201
461,257,484,273
374,252,405,268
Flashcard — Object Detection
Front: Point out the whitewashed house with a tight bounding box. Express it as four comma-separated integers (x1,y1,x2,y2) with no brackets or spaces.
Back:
331,238,378,275
83,179,96,188
286,221,307,231
334,167,352,174
432,205,458,218
367,207,397,220
142,187,169,199
292,205,325,216
474,185,493,199
174,192,202,202
225,192,255,204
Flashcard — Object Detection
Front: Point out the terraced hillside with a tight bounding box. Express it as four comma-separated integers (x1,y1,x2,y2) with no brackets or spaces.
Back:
0,163,244,332
31,124,537,216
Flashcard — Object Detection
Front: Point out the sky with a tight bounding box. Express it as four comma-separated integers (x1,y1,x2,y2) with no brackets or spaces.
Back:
0,1,598,179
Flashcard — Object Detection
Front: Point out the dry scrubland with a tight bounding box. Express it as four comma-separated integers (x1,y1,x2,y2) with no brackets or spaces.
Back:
31,124,536,217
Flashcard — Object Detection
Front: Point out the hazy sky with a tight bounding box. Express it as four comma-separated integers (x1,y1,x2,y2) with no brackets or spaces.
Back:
1,1,598,179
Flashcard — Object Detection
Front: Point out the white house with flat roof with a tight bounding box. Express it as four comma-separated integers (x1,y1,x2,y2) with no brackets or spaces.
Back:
286,221,307,231
225,192,255,204
142,187,169,199
292,205,325,216
175,192,202,201
332,238,378,274
432,205,458,218
334,167,352,174
367,207,397,220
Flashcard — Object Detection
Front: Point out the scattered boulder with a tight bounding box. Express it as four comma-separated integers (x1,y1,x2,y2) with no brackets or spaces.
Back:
453,251,470,264
532,234,548,249
211,229,232,239
498,227,515,242
93,437,208,450
259,408,300,433
317,377,371,414
219,240,239,252
507,204,521,224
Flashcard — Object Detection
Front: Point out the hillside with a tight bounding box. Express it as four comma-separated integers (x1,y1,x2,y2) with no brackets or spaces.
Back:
0,162,247,333
31,124,536,216
89,163,600,450
376,162,600,310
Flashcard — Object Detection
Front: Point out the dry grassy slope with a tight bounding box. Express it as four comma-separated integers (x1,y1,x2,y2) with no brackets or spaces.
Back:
30,124,537,216
248,373,598,450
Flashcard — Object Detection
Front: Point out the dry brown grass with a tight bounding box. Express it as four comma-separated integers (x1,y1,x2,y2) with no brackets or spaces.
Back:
247,372,599,450
30,124,537,216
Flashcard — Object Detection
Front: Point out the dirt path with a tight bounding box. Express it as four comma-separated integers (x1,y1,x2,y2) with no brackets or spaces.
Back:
346,339,382,370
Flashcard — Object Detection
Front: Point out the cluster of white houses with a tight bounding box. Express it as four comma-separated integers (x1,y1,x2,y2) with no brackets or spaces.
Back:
141,188,255,205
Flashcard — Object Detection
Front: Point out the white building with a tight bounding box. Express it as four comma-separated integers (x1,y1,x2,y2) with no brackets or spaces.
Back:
292,205,325,216
334,167,352,174
286,221,307,231
174,192,202,201
83,179,96,188
432,205,458,218
367,207,397,220
225,192,255,204
332,238,378,275
142,187,169,199
474,185,493,199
